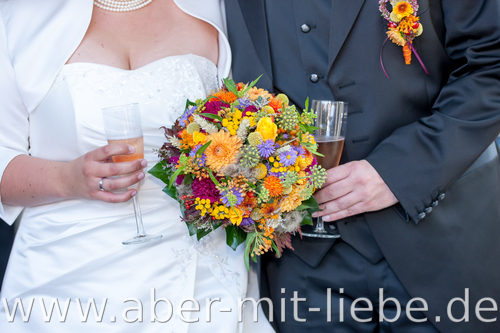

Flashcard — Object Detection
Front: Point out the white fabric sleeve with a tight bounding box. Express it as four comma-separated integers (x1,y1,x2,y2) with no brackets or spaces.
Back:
0,12,29,225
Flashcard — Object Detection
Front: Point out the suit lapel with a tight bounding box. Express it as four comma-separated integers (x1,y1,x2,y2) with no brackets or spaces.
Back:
327,0,366,73
238,0,273,82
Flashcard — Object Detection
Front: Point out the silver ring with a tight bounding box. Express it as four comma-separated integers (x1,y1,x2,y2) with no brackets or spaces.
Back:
99,178,106,192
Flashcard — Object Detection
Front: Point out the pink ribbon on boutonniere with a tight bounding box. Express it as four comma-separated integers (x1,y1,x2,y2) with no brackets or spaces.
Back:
378,0,429,78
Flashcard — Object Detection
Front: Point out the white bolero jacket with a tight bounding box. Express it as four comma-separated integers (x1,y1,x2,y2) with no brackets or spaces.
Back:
0,0,231,225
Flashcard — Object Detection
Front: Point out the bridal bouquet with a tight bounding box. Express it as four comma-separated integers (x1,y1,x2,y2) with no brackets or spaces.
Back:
150,77,326,268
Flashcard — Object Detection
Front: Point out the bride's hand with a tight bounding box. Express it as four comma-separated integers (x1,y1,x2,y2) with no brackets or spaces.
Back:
62,144,147,203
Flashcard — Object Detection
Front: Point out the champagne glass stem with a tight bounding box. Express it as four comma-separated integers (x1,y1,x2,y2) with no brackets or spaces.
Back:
132,193,146,237
314,217,328,233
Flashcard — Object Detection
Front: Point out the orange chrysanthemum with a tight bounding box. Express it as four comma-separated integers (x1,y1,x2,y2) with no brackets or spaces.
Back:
281,184,306,213
263,176,283,197
181,130,196,149
247,87,272,101
393,1,413,19
212,90,238,104
204,130,242,171
267,99,283,112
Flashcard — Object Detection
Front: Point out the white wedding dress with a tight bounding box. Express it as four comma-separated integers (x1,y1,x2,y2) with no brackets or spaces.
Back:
0,54,274,332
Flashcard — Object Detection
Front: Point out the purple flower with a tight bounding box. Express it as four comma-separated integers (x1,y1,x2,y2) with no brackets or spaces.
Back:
294,146,306,157
203,101,229,121
221,188,244,207
240,217,255,227
179,106,196,127
257,140,276,158
243,105,258,117
279,149,298,167
189,144,206,166
235,98,252,110
283,134,289,139
192,178,220,203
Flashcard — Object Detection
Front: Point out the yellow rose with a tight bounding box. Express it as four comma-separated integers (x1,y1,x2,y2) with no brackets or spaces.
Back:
192,131,207,144
256,117,278,142
228,207,244,226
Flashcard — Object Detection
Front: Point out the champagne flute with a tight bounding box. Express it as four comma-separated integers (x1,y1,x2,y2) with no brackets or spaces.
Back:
302,100,347,239
102,103,163,245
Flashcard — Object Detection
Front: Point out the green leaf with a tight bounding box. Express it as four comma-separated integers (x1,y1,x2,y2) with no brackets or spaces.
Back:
185,99,197,109
183,174,194,186
185,222,199,237
304,97,310,113
243,180,256,189
199,113,223,122
223,78,239,96
196,140,212,157
225,225,247,251
299,122,319,134
241,74,263,95
301,212,314,226
271,241,281,258
244,233,256,271
162,185,179,203
208,169,220,186
197,222,221,241
168,167,184,188
148,161,170,184
296,195,321,213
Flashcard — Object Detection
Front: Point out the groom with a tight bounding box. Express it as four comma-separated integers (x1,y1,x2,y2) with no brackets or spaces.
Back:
225,0,500,332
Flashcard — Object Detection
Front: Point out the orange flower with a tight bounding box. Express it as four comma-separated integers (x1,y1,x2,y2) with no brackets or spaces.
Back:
212,90,238,104
268,99,283,112
260,201,281,217
393,1,413,19
240,195,258,214
204,130,242,171
181,130,196,149
247,87,272,101
281,184,306,213
263,176,283,197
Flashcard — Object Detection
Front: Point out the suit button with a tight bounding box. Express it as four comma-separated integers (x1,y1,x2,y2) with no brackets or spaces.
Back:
417,212,426,220
301,24,311,33
432,200,439,207
310,74,319,83
424,207,433,214
438,193,445,201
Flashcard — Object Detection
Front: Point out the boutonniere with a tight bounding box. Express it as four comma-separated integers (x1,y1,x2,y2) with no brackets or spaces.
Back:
379,0,429,77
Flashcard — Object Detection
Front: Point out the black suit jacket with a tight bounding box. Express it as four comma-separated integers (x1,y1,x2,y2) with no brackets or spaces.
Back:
0,220,13,291
226,0,500,331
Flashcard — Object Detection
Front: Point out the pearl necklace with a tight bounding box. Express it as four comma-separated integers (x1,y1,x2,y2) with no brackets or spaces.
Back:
94,0,155,12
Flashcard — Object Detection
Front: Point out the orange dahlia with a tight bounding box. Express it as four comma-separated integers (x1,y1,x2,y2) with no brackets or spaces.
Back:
268,99,283,112
263,175,283,197
204,130,242,171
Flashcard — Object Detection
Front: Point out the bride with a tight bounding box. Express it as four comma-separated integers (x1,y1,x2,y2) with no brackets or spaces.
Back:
0,0,274,332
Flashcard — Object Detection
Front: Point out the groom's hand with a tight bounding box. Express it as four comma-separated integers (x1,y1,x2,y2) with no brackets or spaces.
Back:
312,160,398,222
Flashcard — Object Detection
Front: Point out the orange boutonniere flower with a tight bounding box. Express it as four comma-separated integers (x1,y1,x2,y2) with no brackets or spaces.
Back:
379,0,429,77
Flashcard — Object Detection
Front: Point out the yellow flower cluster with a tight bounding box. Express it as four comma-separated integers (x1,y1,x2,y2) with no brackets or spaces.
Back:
269,156,301,173
222,110,243,136
194,198,213,217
